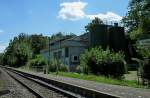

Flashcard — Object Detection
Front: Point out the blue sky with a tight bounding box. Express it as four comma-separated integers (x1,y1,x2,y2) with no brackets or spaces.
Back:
0,0,129,53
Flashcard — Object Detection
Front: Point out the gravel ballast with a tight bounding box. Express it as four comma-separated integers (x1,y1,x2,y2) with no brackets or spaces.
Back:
7,70,68,98
0,68,36,98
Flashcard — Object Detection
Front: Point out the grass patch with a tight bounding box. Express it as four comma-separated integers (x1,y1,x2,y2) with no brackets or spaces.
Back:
50,72,144,88
0,80,4,89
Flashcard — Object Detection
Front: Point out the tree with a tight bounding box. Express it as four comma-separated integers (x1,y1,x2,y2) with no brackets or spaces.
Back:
122,0,150,40
2,33,32,67
50,32,76,42
14,42,32,67
85,17,104,32
123,0,150,86
2,32,76,67
51,32,64,40
0,53,3,65
30,34,48,54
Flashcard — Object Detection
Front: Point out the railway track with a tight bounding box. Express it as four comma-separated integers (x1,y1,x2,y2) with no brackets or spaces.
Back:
4,69,79,98
6,70,43,98
1,66,120,98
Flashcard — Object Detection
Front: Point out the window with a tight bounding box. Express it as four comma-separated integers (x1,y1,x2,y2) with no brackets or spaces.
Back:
65,47,69,57
71,55,79,62
74,56,78,61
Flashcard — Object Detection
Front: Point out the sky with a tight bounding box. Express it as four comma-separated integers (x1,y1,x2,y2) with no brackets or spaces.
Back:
0,0,129,53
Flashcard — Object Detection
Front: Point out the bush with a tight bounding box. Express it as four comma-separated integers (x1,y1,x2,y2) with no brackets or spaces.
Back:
76,64,90,74
143,60,150,80
79,47,127,79
136,42,150,58
46,59,68,73
139,58,150,86
135,41,150,86
129,28,143,40
27,55,47,67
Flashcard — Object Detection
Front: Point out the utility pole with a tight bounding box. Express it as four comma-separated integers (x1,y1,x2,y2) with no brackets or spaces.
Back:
46,37,50,74
47,37,50,74
48,37,50,66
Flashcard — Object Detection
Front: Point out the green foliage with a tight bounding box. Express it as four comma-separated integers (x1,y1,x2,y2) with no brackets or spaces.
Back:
142,59,150,86
14,42,32,67
123,0,150,84
0,53,3,65
136,41,150,58
132,57,150,86
137,47,150,59
30,34,48,54
51,32,64,40
127,1,150,84
85,17,104,32
2,32,76,68
80,47,127,79
122,0,150,40
2,33,49,67
50,72,143,88
27,55,47,67
50,32,76,42
2,33,32,67
46,59,68,73
129,28,143,40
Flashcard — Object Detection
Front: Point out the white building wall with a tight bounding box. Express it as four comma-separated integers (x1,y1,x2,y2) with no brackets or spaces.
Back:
69,46,87,66
41,38,88,67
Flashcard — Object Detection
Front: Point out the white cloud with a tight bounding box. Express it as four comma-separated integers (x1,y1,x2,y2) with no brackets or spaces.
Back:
58,1,122,22
86,12,122,22
58,1,87,21
0,43,8,53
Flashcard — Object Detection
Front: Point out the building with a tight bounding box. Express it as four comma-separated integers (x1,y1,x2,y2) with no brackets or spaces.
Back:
40,34,89,68
41,23,127,69
89,23,126,52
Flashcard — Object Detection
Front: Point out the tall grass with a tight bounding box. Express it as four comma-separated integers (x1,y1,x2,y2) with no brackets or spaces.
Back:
50,72,144,88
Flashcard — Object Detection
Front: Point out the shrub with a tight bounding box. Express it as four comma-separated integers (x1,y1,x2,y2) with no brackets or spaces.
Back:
142,60,150,80
46,59,68,73
140,58,150,86
27,55,47,67
80,47,127,79
129,28,143,40
135,41,150,86
136,42,150,59
76,64,90,74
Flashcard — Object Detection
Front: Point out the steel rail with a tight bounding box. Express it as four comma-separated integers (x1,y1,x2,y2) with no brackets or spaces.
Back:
6,70,44,98
8,69,80,98
1,66,121,98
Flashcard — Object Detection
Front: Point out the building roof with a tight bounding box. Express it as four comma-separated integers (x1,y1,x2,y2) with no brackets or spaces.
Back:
40,33,89,53
50,36,72,45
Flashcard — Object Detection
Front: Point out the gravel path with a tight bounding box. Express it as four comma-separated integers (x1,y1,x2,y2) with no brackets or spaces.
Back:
7,70,68,98
20,69,150,98
0,68,36,98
